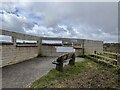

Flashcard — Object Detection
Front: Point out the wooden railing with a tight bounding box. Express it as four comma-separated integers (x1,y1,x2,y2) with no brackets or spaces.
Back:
91,52,119,67
103,51,120,60
92,54,117,67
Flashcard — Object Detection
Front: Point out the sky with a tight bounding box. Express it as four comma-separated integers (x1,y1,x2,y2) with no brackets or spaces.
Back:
0,1,119,43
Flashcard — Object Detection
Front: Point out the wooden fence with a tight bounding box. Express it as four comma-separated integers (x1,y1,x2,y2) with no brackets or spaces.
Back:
91,51,120,67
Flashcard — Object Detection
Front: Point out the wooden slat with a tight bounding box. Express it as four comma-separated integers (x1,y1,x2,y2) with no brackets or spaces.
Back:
93,54,117,62
103,51,120,56
98,59,117,67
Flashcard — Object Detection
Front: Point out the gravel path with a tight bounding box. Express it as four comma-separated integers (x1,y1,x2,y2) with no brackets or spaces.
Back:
2,57,84,88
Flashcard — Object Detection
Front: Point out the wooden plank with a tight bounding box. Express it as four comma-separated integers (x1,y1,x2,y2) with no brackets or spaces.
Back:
103,51,120,56
98,59,117,67
93,54,117,62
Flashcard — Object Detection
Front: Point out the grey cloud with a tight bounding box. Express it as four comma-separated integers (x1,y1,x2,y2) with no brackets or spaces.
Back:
0,2,118,43
0,2,16,12
0,11,34,33
32,2,118,33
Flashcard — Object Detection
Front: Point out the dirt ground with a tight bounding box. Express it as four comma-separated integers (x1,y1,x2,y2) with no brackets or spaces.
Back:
47,61,119,88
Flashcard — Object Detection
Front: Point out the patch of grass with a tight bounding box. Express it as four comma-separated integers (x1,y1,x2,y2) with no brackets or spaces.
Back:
30,57,119,88
30,59,90,88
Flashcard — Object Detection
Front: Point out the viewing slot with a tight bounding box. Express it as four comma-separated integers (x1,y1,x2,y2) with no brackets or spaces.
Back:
0,35,12,43
16,39,37,47
42,40,62,44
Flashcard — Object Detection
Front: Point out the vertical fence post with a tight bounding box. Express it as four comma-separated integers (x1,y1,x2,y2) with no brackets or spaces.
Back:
117,55,120,67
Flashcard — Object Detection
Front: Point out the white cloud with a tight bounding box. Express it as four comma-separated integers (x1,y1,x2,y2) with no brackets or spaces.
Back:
0,0,119,2
0,2,16,12
0,2,118,43
25,25,57,37
0,10,33,33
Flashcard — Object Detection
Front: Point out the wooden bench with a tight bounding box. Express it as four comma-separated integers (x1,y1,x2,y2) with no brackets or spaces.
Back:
52,53,75,72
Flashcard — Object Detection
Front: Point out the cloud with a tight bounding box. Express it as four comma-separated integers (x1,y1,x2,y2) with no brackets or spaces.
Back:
0,2,16,12
26,25,57,37
0,10,34,33
0,2,118,43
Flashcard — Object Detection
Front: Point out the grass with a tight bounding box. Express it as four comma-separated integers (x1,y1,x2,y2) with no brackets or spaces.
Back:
30,58,119,88
30,59,89,88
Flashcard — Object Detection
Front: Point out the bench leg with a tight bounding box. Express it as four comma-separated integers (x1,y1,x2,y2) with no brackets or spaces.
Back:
69,58,75,65
69,54,75,65
56,63,63,72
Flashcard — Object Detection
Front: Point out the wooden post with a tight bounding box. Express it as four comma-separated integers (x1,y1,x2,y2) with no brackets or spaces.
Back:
82,40,85,55
117,55,120,67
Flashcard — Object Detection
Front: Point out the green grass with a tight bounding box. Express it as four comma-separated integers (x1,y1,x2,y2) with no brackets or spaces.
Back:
30,57,119,88
30,59,89,88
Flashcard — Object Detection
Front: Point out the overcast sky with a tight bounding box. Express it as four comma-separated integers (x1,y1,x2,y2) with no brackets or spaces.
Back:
0,1,118,43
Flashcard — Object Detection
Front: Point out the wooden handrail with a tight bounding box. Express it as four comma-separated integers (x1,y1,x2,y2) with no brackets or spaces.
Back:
103,51,120,56
93,54,117,62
